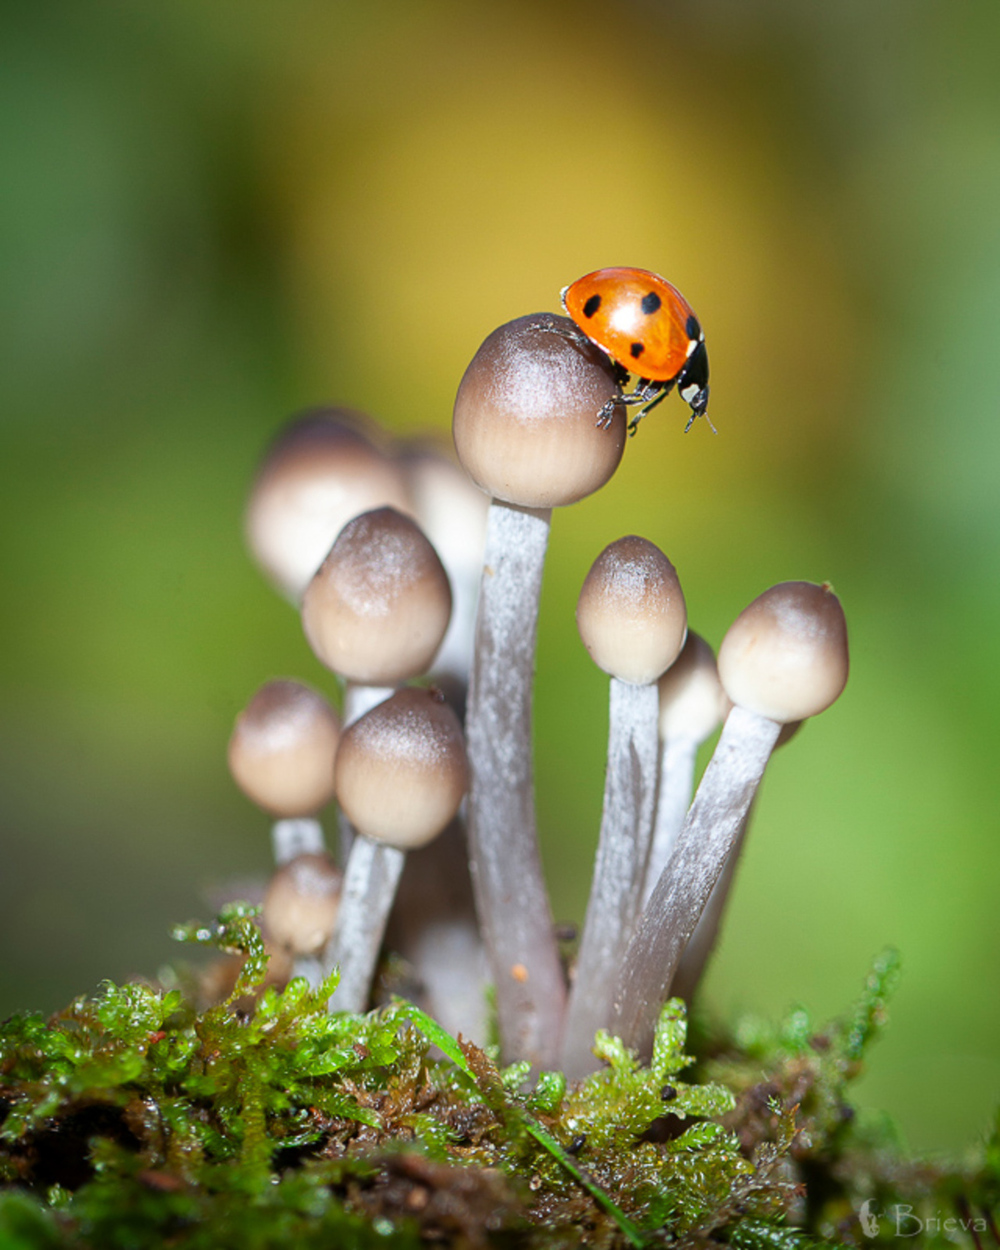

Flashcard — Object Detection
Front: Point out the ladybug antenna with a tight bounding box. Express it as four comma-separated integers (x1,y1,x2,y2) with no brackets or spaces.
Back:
685,411,717,435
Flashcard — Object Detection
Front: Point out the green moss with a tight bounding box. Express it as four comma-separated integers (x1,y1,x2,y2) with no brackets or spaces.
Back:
0,914,993,1248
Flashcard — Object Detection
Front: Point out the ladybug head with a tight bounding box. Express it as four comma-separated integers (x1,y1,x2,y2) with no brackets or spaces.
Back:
677,339,709,422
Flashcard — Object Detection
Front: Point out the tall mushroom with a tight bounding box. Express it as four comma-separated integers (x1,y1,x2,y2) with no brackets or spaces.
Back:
613,581,849,1056
327,687,469,1013
561,537,687,1078
453,313,625,1067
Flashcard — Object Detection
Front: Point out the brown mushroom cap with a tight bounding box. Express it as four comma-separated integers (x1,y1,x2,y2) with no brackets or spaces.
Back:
227,679,341,816
245,409,412,601
576,537,688,685
263,851,343,956
717,581,849,723
334,687,469,849
658,631,727,743
300,507,452,685
453,314,626,508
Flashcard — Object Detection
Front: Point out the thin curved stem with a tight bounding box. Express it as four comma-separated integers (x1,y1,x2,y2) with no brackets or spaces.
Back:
612,705,780,1055
464,500,566,1067
325,836,405,1013
271,818,326,865
561,678,659,1078
669,800,754,1002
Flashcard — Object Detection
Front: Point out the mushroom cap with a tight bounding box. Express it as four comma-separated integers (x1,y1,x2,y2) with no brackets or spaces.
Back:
245,409,412,601
300,507,453,685
263,851,343,956
717,581,849,723
334,686,469,849
576,536,688,685
227,679,341,817
657,631,727,743
453,314,626,508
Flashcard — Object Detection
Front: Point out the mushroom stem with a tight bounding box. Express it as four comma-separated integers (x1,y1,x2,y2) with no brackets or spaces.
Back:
344,683,395,726
271,818,327,866
561,677,660,1078
612,705,781,1054
668,801,753,1002
641,735,698,910
464,498,566,1067
325,836,406,1012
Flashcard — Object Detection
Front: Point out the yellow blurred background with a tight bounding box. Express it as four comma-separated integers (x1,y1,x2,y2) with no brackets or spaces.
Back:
2,0,998,1153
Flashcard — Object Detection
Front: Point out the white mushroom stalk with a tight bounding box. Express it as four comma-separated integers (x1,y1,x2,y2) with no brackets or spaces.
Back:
641,633,728,910
326,687,469,1013
561,537,687,1079
227,677,340,871
612,581,849,1057
453,313,626,1067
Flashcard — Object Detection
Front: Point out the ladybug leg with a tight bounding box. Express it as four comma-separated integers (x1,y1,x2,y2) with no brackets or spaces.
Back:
625,382,673,436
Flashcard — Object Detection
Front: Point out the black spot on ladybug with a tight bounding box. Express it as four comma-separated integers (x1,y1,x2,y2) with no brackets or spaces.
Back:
583,294,602,318
685,314,701,340
630,341,645,360
641,291,662,315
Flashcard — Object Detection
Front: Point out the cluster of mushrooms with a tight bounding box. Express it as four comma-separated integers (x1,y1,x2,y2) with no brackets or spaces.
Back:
227,312,849,1080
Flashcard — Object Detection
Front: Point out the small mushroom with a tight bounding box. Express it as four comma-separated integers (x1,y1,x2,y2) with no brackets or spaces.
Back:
561,537,687,1078
641,633,728,908
613,581,848,1056
227,679,340,864
301,506,452,696
245,409,411,602
263,851,343,985
453,314,625,1067
325,686,469,1013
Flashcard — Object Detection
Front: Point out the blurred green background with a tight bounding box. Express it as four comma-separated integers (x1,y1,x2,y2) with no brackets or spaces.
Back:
2,0,998,1155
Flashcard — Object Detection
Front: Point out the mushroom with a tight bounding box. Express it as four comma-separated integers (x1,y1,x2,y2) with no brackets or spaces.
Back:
325,687,469,1013
452,313,626,1067
262,851,343,986
227,679,341,865
561,537,687,1078
612,581,849,1056
300,506,453,726
245,409,411,602
641,633,728,909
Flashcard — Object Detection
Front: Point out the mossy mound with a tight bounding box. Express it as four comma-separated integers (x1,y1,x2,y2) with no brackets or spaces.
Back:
0,907,994,1248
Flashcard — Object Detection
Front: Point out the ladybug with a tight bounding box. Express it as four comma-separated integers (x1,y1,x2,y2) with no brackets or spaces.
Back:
561,267,710,434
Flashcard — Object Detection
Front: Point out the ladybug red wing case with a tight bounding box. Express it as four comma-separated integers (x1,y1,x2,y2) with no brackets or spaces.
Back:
561,266,710,431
